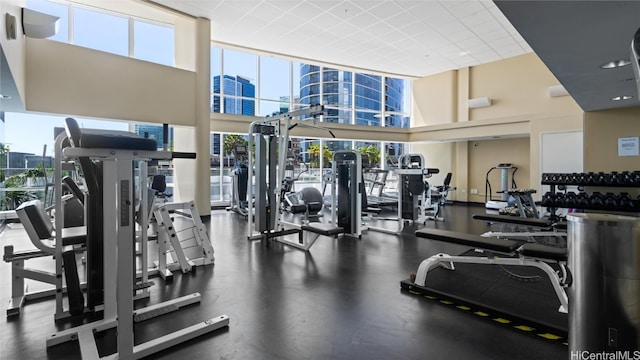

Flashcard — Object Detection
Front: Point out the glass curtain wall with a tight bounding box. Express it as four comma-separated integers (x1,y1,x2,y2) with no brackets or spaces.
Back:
211,46,411,128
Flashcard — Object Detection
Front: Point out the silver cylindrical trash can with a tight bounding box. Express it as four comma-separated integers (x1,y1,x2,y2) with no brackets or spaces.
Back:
568,213,640,352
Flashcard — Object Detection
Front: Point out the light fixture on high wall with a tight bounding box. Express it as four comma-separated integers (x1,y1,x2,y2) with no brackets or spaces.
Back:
467,97,492,109
22,7,59,39
548,85,569,97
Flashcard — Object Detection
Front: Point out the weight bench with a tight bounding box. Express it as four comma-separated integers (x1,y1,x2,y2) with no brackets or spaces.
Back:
4,200,86,317
278,202,344,251
472,213,567,239
410,228,568,313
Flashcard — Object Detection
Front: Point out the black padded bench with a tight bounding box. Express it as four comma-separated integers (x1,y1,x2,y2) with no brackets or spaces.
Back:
409,228,569,313
416,228,519,253
472,213,554,228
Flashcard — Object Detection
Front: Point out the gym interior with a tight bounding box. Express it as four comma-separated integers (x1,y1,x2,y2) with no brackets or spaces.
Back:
1,1,640,359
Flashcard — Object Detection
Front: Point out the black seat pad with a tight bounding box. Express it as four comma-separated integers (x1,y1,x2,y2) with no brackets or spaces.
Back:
415,228,519,253
301,223,343,236
472,214,552,228
519,243,567,261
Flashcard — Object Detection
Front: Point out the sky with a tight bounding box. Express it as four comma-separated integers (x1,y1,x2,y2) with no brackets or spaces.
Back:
3,113,129,155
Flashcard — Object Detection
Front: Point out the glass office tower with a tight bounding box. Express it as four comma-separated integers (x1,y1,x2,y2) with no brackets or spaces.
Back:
212,75,256,115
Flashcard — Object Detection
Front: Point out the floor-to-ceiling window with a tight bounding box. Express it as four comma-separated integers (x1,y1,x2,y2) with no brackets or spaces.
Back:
1,1,177,211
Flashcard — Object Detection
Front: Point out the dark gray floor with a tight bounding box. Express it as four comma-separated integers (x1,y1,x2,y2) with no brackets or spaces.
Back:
0,203,567,359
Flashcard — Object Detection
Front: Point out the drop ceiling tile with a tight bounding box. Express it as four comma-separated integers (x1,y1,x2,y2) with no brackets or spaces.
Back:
289,1,324,21
365,1,406,20
447,29,476,42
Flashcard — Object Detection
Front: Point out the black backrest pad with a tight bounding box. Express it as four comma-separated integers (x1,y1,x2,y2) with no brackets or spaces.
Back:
17,200,53,239
444,172,452,186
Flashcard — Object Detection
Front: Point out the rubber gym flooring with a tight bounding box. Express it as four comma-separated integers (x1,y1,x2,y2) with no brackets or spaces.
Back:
0,203,568,359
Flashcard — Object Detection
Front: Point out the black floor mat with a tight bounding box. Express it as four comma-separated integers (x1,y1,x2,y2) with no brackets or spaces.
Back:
401,251,568,338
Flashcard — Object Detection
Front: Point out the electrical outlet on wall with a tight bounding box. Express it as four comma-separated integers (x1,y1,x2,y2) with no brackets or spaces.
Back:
470,189,478,194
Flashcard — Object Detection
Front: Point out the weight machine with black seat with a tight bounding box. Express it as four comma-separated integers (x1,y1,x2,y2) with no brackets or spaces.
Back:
45,118,228,360
246,105,346,251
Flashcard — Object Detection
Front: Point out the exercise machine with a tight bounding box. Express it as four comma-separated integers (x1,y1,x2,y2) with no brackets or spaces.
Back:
226,144,250,216
485,163,517,210
368,154,440,234
328,150,363,238
47,118,228,359
247,105,345,250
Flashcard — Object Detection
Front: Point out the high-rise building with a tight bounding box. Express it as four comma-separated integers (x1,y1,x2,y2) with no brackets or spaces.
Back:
212,75,256,115
298,65,405,127
133,124,173,149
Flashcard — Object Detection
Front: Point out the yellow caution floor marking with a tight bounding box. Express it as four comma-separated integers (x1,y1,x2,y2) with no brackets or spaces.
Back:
405,288,567,343
514,325,535,332
493,317,511,324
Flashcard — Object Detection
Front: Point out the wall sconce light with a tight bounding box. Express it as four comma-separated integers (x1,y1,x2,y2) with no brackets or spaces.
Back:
467,97,492,109
548,85,569,97
22,7,60,39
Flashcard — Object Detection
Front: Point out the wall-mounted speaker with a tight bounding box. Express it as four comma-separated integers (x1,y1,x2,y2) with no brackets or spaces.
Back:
22,7,59,39
548,84,569,97
467,96,492,109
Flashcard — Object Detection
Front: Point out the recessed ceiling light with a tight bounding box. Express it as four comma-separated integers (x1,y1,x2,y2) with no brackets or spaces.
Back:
458,51,470,56
600,59,631,69
611,95,633,101
0,94,11,100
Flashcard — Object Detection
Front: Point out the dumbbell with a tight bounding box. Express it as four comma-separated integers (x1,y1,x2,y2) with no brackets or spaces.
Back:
577,192,590,207
633,171,640,186
585,172,596,185
541,191,555,206
577,173,587,183
595,172,606,185
554,192,567,207
565,192,578,207
590,192,605,208
542,173,552,183
618,192,633,209
604,192,618,209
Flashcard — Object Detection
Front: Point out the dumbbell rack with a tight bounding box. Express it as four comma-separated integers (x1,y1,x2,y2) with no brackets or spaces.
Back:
540,171,640,214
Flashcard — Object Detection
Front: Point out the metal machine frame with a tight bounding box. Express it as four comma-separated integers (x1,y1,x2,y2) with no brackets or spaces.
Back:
368,154,440,234
47,138,228,359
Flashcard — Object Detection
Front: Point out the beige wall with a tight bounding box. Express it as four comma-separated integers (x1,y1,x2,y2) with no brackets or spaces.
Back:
25,39,196,125
410,52,584,202
469,53,583,121
412,70,458,126
584,107,640,172
467,137,531,204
